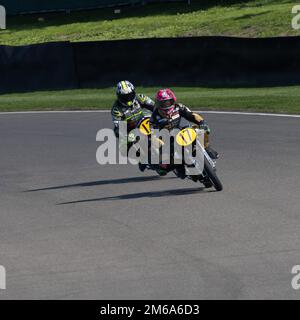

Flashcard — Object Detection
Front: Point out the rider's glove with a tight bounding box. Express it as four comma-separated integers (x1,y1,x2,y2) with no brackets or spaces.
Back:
199,120,211,135
128,132,136,143
158,118,169,127
119,132,137,148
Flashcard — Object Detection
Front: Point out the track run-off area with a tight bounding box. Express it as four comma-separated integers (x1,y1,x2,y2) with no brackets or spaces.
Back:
0,110,299,299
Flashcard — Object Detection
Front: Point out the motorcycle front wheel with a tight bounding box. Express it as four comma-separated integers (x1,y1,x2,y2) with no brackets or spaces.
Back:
203,158,223,191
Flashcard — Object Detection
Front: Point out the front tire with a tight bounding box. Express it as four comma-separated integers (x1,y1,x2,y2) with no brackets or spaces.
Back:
203,158,223,191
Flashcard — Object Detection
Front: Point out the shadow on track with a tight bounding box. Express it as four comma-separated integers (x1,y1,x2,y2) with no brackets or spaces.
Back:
26,175,176,192
57,187,206,205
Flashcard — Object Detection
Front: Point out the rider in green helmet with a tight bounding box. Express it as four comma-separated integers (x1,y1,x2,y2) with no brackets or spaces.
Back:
111,80,154,138
111,80,155,172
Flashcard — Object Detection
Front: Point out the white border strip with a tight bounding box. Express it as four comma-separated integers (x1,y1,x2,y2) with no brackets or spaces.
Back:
0,110,109,115
0,110,299,118
198,111,300,118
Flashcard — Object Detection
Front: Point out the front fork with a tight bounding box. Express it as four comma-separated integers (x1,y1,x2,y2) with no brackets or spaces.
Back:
182,136,216,182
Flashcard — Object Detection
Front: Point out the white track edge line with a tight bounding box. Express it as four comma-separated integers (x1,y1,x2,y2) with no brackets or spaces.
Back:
0,110,299,118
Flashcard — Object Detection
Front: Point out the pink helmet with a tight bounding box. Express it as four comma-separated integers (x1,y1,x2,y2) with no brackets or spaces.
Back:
155,88,177,117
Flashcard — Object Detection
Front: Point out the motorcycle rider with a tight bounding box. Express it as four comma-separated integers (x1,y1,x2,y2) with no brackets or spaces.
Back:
111,80,155,171
150,88,219,177
111,80,155,137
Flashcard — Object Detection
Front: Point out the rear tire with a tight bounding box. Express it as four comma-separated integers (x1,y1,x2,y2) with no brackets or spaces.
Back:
203,158,223,191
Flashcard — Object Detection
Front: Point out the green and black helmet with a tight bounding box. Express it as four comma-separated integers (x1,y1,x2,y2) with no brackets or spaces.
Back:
116,80,136,107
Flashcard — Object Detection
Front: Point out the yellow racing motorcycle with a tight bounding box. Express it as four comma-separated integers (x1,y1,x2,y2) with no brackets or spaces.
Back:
135,117,223,192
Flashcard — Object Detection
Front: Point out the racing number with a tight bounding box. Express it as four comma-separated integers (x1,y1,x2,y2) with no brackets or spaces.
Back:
176,128,197,146
139,118,151,136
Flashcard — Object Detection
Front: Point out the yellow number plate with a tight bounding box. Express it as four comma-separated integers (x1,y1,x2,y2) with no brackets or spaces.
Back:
176,128,197,146
139,118,151,135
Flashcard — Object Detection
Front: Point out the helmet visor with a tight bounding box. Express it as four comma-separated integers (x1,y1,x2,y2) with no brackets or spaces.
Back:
118,91,136,105
157,99,174,110
157,99,175,117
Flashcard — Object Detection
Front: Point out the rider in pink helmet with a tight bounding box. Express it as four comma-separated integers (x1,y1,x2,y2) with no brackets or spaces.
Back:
151,88,219,177
155,88,177,118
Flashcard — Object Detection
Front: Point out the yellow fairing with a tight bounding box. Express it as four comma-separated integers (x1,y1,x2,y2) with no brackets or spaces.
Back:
176,128,197,146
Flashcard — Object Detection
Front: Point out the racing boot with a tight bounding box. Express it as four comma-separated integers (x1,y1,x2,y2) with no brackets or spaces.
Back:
205,146,219,160
156,164,169,176
174,165,186,179
138,163,147,172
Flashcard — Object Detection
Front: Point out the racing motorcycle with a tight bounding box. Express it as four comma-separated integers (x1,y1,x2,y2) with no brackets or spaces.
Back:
135,118,223,192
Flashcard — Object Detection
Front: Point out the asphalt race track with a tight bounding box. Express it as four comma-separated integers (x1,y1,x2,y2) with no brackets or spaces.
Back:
0,111,300,300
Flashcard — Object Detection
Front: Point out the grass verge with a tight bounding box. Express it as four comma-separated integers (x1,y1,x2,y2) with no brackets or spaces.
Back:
0,86,299,114
0,0,298,46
